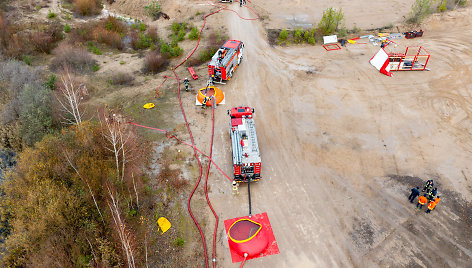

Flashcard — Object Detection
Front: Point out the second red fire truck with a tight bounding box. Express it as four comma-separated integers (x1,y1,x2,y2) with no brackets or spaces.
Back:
208,39,244,83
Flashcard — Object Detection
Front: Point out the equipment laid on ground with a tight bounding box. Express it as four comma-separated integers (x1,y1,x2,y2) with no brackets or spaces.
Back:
323,34,341,51
220,0,233,2
208,39,244,83
143,103,155,109
188,67,199,80
387,46,430,71
224,212,279,264
404,30,424,39
228,106,261,182
370,46,430,76
196,86,225,106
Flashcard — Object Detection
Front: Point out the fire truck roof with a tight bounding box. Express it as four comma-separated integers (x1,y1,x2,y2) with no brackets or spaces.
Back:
223,40,241,49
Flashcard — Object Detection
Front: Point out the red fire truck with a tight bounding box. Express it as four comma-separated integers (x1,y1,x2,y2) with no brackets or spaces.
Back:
208,39,244,83
228,106,261,182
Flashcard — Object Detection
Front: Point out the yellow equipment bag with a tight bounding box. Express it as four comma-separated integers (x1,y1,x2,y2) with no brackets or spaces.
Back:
143,103,155,109
157,217,171,234
347,39,356,44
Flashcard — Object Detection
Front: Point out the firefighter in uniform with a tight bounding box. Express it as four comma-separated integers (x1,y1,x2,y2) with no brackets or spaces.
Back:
183,78,190,91
202,97,208,109
232,181,239,195
417,195,428,209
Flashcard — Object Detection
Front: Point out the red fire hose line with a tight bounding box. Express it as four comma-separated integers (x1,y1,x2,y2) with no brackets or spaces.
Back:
204,101,219,267
132,2,260,267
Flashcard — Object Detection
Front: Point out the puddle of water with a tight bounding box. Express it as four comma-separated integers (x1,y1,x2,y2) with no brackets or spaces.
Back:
281,14,314,28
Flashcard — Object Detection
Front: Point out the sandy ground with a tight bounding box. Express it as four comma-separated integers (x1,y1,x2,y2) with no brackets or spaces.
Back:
163,2,472,268
71,0,472,267
252,0,416,29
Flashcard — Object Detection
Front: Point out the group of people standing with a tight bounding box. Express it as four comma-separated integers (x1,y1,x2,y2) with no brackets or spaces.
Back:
408,179,440,214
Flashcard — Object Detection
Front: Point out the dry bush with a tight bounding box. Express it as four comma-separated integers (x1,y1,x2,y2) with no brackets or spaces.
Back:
143,51,167,74
50,43,96,73
30,32,55,53
74,0,101,16
69,19,125,49
146,26,158,42
94,28,123,50
0,13,32,58
103,15,127,34
158,166,188,191
109,72,134,85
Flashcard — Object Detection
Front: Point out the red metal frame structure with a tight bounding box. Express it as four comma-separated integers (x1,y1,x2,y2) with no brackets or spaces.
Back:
388,46,430,71
323,43,341,51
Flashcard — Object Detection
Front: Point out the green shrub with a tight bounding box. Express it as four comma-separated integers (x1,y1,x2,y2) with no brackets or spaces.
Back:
169,46,183,57
47,10,56,18
407,0,432,24
144,1,161,20
18,84,54,146
303,29,316,44
64,23,71,33
174,238,184,247
160,42,171,54
87,42,102,55
45,74,56,90
278,29,288,41
294,28,303,43
93,64,99,72
455,0,467,6
318,7,344,35
177,28,186,41
437,0,447,12
188,27,199,40
196,11,201,16
134,34,153,49
21,55,32,65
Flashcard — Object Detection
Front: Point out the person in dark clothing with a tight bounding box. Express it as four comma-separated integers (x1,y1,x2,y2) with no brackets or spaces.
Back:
422,179,434,192
409,186,420,203
427,187,438,200
202,97,208,109
183,78,190,91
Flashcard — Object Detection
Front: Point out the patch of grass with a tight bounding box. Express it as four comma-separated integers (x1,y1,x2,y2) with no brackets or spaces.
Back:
87,41,102,55
174,238,184,247
93,64,99,72
120,60,126,65
132,21,147,32
108,72,134,85
22,55,32,65
64,23,71,33
47,10,56,18
144,1,161,20
45,73,56,90
195,11,201,16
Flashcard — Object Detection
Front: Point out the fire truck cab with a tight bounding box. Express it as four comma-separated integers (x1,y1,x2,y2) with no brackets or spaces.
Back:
208,40,244,83
228,106,261,182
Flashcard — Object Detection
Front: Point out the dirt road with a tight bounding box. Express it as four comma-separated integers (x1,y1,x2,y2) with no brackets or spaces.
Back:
191,4,472,268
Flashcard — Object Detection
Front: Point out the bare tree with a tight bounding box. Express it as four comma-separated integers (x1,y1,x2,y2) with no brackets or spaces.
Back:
57,68,86,125
100,111,122,181
107,186,136,268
